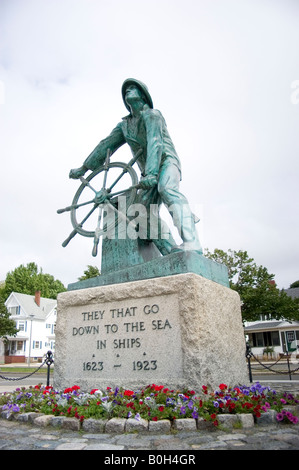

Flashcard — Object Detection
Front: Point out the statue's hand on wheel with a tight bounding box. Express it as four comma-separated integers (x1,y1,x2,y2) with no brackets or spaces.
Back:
69,166,87,179
139,174,158,189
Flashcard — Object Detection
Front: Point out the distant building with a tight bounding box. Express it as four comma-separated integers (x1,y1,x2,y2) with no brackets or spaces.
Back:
245,287,299,358
0,291,56,364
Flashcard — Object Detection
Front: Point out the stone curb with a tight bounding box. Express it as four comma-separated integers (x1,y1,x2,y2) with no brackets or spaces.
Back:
1,407,290,433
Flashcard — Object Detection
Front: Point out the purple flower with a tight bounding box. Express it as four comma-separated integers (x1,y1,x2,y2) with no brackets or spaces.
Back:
191,410,199,419
213,401,219,408
276,413,284,421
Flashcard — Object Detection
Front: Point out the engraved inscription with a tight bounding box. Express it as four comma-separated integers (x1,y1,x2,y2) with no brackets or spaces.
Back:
67,294,182,380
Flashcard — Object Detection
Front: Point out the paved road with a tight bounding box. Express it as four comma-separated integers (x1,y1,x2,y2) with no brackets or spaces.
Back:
0,371,50,392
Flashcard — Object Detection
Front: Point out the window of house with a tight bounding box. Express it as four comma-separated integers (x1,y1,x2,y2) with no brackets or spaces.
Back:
33,341,41,349
18,321,27,332
271,331,280,346
250,331,280,348
9,306,20,315
46,323,55,334
286,331,295,343
251,332,264,347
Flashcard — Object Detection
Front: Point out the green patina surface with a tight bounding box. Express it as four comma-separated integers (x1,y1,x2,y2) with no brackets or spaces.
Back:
63,79,230,291
68,250,229,291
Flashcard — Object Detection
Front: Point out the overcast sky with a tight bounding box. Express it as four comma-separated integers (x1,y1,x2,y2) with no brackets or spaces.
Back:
0,0,298,290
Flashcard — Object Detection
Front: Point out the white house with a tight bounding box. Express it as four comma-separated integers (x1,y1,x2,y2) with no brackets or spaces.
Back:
1,291,56,364
244,287,299,358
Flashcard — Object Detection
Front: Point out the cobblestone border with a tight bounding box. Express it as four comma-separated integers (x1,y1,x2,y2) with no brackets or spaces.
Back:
1,406,298,433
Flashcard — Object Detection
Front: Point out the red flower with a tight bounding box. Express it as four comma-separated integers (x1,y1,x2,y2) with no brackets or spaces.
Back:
90,389,98,394
152,417,158,421
213,420,219,426
219,384,227,390
124,390,134,397
158,406,165,412
64,385,80,394
210,413,217,420
242,403,253,410
202,385,208,395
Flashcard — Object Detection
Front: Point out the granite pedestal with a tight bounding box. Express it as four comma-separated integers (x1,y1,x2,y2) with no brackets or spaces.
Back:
54,272,248,392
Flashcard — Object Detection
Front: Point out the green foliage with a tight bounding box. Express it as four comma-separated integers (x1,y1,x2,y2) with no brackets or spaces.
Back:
78,265,100,281
0,297,18,339
290,280,299,288
0,262,66,302
204,248,299,323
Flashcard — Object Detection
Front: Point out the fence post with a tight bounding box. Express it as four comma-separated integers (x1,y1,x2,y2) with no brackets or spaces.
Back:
246,343,253,383
45,351,54,387
286,354,292,381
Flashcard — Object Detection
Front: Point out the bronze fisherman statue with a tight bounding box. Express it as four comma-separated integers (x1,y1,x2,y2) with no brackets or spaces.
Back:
69,78,202,256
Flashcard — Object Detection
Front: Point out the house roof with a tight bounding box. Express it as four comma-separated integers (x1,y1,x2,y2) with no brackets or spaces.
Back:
6,292,56,320
245,320,299,332
284,287,299,299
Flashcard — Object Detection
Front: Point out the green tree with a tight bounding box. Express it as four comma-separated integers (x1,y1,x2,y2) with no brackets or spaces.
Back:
204,248,299,323
0,262,66,302
78,265,100,281
290,280,299,288
0,296,18,339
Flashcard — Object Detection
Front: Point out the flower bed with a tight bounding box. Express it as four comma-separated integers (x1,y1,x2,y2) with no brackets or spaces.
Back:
0,382,298,427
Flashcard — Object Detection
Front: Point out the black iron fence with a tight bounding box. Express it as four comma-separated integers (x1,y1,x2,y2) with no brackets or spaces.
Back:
246,343,299,382
1,348,299,388
0,351,54,387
